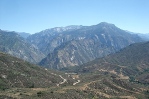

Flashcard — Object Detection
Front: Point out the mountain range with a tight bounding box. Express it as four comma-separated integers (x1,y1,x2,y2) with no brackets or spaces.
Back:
0,22,149,98
27,25,83,55
0,22,145,69
0,42,149,98
37,22,143,69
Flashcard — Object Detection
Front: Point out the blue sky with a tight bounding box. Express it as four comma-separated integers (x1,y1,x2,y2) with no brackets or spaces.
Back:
0,0,149,34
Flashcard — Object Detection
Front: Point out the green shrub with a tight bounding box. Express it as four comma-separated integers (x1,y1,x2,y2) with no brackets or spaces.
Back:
37,91,44,97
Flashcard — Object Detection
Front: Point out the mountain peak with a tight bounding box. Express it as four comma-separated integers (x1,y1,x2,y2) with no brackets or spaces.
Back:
97,22,116,27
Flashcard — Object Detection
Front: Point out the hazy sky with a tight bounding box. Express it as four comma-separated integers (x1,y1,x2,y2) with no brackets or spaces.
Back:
0,0,149,34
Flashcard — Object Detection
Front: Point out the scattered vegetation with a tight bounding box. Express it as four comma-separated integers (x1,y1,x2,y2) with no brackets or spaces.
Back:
1,41,149,99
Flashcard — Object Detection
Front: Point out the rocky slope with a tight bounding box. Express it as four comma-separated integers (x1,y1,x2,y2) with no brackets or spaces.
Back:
39,22,143,69
67,41,149,84
0,52,66,89
27,25,83,55
0,30,45,63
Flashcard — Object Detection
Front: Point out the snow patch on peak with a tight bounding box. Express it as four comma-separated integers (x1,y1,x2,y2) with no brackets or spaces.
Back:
78,37,85,40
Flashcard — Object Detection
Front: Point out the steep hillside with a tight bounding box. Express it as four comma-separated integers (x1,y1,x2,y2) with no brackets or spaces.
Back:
39,22,143,69
66,41,149,84
0,30,45,63
0,52,65,89
0,52,148,99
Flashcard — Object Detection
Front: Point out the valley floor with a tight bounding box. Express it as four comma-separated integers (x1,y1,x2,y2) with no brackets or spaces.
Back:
0,73,149,99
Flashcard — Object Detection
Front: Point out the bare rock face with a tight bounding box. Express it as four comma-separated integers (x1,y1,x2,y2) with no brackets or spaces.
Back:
27,25,83,55
38,22,143,69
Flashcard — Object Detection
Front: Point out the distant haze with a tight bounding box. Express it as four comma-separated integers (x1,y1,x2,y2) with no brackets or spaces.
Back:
0,0,149,34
